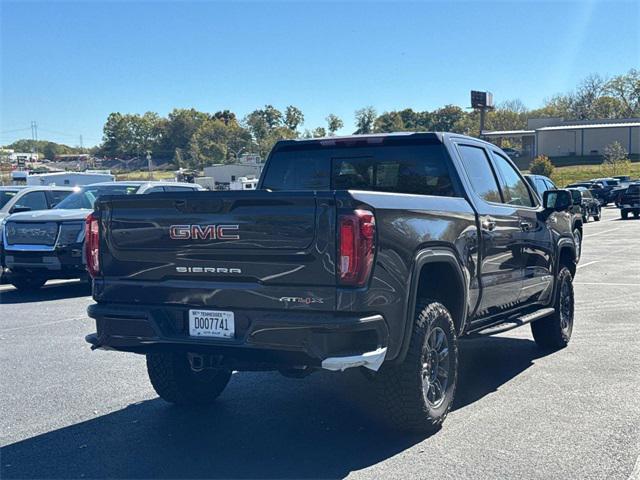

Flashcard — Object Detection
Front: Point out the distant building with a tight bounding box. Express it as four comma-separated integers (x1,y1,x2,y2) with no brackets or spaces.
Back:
203,156,263,186
8,152,39,163
483,118,639,159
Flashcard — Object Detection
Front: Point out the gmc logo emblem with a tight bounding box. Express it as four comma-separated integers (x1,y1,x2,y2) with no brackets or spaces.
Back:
169,224,240,240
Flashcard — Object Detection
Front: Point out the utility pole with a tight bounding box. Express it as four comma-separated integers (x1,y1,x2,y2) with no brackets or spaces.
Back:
29,121,38,166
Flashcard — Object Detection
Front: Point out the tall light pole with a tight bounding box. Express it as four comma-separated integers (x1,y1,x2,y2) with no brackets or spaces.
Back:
470,91,494,139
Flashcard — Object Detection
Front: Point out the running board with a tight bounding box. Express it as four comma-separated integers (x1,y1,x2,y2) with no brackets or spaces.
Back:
470,308,555,336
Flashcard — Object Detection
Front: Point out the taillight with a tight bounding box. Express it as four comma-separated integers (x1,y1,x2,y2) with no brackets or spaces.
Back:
85,213,100,278
338,209,376,286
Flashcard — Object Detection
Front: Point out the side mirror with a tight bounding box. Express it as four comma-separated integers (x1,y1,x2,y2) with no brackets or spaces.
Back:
10,206,31,214
543,189,572,212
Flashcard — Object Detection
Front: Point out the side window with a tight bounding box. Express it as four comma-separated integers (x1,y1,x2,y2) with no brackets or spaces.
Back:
544,179,557,190
583,190,592,199
457,145,502,203
13,191,49,211
144,187,165,194
490,152,535,207
49,190,72,207
534,178,547,195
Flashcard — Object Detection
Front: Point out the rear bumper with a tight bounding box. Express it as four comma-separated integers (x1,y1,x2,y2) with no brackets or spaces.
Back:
86,303,389,371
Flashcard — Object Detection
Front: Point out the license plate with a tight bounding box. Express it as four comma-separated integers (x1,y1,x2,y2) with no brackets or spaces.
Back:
188,310,235,339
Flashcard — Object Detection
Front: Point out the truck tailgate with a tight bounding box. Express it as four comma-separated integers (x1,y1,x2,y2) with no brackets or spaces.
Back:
94,191,337,310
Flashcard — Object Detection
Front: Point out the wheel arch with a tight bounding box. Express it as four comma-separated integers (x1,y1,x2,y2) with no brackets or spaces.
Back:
394,247,468,364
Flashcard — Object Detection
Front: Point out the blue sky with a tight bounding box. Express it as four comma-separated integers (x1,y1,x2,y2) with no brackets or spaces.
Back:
1,0,638,147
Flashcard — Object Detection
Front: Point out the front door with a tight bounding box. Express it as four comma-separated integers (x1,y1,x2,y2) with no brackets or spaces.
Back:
489,150,554,305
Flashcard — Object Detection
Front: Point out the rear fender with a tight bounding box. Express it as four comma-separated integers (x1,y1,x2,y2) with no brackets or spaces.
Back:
394,247,468,364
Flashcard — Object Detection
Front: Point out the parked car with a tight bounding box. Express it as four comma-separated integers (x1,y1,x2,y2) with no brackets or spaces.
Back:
524,174,557,201
566,181,608,205
85,133,578,433
1,181,203,290
568,187,601,223
0,186,74,283
527,175,584,261
0,186,74,222
618,183,640,219
590,178,624,205
502,147,521,158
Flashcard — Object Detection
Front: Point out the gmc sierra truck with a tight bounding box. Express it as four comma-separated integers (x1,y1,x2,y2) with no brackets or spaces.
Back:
85,133,578,432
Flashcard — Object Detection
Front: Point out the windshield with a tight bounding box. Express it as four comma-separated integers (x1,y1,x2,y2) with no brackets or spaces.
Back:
0,190,20,209
56,185,140,209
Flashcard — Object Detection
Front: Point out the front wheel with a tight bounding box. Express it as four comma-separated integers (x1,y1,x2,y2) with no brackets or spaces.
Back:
621,210,628,220
531,267,574,349
573,228,582,263
593,207,601,221
376,301,458,433
146,352,232,405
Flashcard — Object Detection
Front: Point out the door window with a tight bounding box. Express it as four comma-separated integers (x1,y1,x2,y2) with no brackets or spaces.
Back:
490,152,535,207
457,145,502,203
13,191,48,211
49,190,72,207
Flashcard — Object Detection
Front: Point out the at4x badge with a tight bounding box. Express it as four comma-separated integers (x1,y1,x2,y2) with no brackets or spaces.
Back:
279,296,324,305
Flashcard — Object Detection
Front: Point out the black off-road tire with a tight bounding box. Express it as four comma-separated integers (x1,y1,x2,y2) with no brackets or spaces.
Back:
146,352,232,405
10,275,46,291
593,207,601,221
572,228,582,263
376,301,458,433
634,211,640,219
531,267,574,349
621,210,628,220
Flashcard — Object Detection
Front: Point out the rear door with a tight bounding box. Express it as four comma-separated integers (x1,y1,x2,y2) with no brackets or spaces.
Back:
489,150,553,305
455,143,523,317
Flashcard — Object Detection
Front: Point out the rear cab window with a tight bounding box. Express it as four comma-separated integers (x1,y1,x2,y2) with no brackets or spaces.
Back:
261,137,459,197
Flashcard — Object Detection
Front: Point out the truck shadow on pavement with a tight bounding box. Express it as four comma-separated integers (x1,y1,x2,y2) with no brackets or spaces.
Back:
1,335,551,479
0,281,90,304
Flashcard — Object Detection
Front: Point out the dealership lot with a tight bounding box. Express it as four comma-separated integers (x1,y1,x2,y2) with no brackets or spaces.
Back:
0,207,638,479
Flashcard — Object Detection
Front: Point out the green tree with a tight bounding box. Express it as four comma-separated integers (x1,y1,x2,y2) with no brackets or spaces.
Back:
189,119,230,167
354,106,377,134
326,114,344,135
312,127,327,138
431,105,465,132
284,106,304,132
374,111,404,132
213,110,237,126
529,155,554,177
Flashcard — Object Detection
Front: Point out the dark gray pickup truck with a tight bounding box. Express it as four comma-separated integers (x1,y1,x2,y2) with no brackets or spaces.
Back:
85,132,578,432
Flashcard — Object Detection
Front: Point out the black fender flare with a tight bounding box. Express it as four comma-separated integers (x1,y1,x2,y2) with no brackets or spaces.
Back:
394,247,468,364
553,237,578,294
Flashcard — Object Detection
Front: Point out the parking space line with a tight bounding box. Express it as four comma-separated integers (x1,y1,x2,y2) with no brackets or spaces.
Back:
576,260,599,269
584,227,621,238
0,317,86,333
574,282,640,286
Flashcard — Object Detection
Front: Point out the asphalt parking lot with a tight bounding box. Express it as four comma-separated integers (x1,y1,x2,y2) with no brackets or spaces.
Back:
1,206,638,480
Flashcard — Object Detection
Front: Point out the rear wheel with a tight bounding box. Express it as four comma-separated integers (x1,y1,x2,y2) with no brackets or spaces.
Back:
621,210,628,220
146,352,232,405
10,275,46,291
593,206,601,221
531,267,574,349
634,211,640,219
376,301,458,433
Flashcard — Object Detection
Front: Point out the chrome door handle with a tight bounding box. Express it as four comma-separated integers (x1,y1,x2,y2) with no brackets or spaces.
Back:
520,221,533,231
